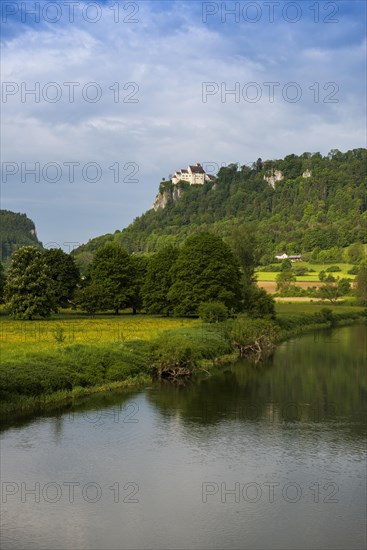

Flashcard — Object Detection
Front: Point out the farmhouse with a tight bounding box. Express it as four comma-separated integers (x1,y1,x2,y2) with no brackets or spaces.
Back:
171,163,216,185
275,253,302,262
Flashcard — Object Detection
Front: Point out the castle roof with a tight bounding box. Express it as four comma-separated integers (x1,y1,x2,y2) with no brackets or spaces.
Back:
189,163,205,174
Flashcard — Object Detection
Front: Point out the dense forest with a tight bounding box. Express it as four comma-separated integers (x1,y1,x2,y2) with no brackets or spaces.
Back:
73,148,367,269
0,210,42,263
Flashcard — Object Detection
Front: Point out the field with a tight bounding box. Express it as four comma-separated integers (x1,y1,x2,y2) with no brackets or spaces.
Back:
256,262,355,283
0,311,199,362
1,304,365,414
275,302,365,317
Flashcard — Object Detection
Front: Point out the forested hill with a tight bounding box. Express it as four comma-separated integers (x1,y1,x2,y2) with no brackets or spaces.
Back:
0,210,42,263
73,148,367,267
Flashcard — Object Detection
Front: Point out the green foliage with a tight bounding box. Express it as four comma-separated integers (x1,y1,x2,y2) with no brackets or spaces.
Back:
294,267,308,276
198,302,229,323
326,265,341,272
355,265,367,305
276,270,296,292
347,243,365,264
318,308,335,326
72,148,367,262
142,245,179,315
0,263,5,301
230,225,258,285
244,286,276,318
168,232,242,316
90,242,134,314
129,254,149,314
75,282,108,315
0,210,42,263
230,315,279,356
318,278,352,303
149,325,232,374
43,248,80,307
0,341,150,399
280,258,293,271
4,246,57,319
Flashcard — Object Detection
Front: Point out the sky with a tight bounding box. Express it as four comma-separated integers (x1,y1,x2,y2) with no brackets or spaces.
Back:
1,0,366,249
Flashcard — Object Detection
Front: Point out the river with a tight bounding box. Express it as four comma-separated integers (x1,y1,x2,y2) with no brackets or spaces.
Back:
1,324,366,549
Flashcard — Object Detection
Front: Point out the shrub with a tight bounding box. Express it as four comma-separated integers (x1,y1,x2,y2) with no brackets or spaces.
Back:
230,316,279,357
326,265,341,272
198,301,229,323
294,267,308,276
245,286,276,318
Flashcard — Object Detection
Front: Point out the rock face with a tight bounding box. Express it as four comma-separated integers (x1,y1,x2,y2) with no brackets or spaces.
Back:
152,185,185,211
264,170,284,188
302,169,312,178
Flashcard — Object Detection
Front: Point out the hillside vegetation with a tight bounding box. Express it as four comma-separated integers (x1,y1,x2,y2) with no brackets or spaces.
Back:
73,148,367,268
0,210,42,264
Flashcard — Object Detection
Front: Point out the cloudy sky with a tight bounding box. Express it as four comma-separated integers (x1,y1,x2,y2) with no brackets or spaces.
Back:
1,0,366,248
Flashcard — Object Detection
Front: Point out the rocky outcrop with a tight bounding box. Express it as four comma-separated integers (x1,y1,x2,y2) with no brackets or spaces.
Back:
152,185,186,211
264,170,284,188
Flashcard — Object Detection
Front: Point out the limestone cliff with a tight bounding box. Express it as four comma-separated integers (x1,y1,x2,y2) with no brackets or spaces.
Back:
152,182,187,211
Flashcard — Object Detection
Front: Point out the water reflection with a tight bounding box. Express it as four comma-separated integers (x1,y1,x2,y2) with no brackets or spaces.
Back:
147,325,367,438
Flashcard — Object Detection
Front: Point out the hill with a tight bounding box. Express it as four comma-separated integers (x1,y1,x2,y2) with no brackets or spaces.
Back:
73,148,367,269
0,210,43,265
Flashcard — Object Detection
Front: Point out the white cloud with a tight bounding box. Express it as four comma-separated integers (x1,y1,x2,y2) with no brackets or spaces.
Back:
1,1,366,245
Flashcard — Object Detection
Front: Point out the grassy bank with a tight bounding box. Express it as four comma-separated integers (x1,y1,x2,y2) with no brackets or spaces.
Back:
1,305,366,416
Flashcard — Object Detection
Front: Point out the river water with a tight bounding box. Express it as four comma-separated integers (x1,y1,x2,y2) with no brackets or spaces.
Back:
1,325,366,549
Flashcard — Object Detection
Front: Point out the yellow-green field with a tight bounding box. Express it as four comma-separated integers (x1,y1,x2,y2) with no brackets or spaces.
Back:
0,313,199,361
256,262,355,282
275,302,365,317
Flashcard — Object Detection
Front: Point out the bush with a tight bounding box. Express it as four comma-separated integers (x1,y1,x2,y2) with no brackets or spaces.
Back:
326,265,341,272
318,308,335,325
198,301,229,323
230,316,279,356
245,286,276,318
294,267,308,276
348,265,360,275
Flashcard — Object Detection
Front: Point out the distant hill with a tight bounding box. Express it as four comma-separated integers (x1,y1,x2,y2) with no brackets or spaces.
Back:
72,148,367,268
0,210,42,264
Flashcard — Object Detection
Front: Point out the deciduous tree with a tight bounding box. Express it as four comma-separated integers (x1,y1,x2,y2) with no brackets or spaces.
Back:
5,246,56,319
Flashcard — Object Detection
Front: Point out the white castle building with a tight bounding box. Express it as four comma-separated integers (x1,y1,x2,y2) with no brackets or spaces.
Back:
171,163,216,185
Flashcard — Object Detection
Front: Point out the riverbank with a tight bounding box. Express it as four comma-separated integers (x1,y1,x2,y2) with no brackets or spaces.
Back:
1,305,366,416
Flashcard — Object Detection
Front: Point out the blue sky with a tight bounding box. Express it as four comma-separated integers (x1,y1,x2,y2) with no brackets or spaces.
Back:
1,0,366,248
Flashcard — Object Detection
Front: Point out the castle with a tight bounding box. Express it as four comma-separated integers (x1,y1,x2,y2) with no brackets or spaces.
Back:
171,163,216,185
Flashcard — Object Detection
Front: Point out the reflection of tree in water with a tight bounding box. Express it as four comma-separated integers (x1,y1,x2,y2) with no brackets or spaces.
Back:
147,325,367,440
1,388,141,433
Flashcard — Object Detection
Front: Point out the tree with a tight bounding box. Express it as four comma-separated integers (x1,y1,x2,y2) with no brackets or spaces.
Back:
348,243,364,264
230,316,279,357
355,265,367,305
0,263,5,302
90,242,134,314
4,246,56,319
75,282,108,315
280,258,293,271
229,225,257,287
142,245,179,315
276,271,296,293
245,286,276,318
43,248,80,307
129,254,149,314
168,232,242,316
318,278,351,304
198,301,229,323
